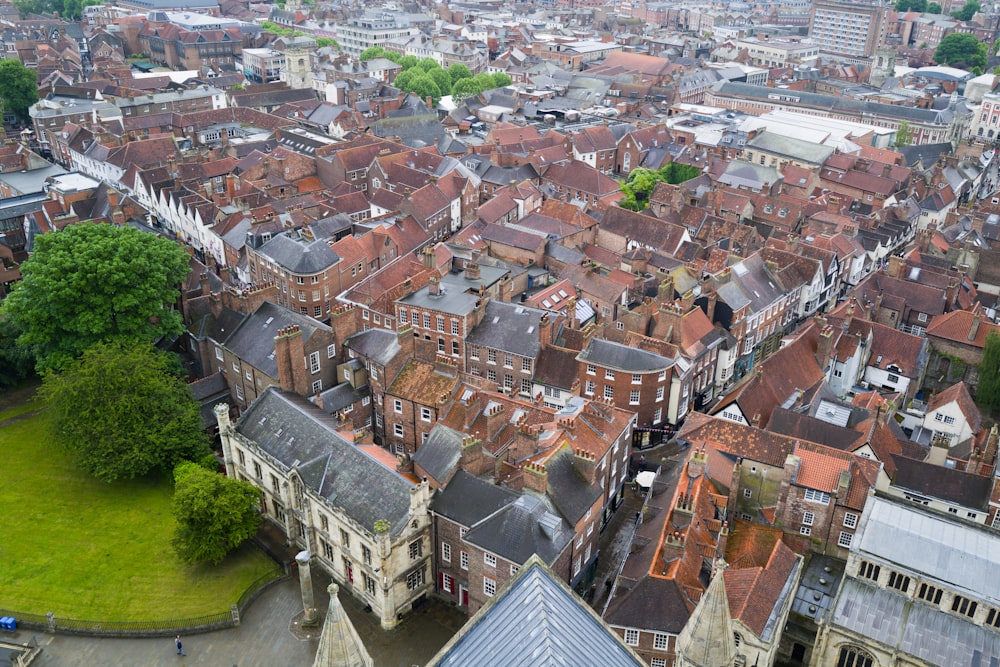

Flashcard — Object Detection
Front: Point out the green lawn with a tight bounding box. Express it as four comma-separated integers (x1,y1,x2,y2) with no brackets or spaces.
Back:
0,404,280,622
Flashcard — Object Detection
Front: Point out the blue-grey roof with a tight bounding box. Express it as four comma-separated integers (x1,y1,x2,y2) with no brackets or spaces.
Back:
431,469,519,527
397,266,507,316
577,338,673,373
543,448,602,525
465,300,548,358
855,494,1000,602
832,578,1000,665
412,424,465,485
258,232,341,274
234,388,414,537
428,558,645,667
315,380,369,415
224,301,332,379
344,328,401,367
465,492,573,565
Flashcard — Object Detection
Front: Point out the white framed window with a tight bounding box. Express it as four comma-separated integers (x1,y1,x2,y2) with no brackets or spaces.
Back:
460,551,469,570
440,542,451,562
394,399,402,414
510,564,519,576
522,358,532,372
844,512,858,528
441,573,453,594
586,363,596,375
327,344,336,358
309,351,321,374
605,368,615,380
802,511,814,526
804,489,831,504
399,308,408,324
624,628,639,646
838,531,853,548
651,660,666,667
657,370,666,381
393,424,404,437
504,353,513,368
215,347,223,361
744,488,752,498
409,540,422,560
406,567,425,590
632,373,642,384
653,632,668,650
800,526,811,536
484,553,496,567
629,390,640,405
312,380,322,393
451,320,459,335
420,407,432,422
483,576,496,597
604,385,614,401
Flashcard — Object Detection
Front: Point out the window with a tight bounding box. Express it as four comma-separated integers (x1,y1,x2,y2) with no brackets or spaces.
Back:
340,529,350,548
887,373,900,383
836,646,874,667
838,531,853,548
399,309,408,324
510,564,519,576
653,407,662,424
452,341,459,355
361,545,372,565
888,571,910,592
952,594,978,618
441,573,453,594
451,320,459,335
800,526,811,536
233,361,240,373
605,369,615,380
312,379,322,393
253,461,263,479
394,399,403,414
658,370,667,381
364,573,376,596
409,540,422,559
802,511,814,526
393,424,404,437
987,608,1000,628
585,380,595,395
215,347,223,361
460,551,469,570
321,539,334,560
587,364,596,375
488,349,497,364
917,582,943,605
804,489,831,504
629,390,640,405
487,369,497,383
917,312,928,323
653,632,668,650
656,386,664,402
744,488,752,498
624,628,639,646
442,543,451,562
423,313,431,328
522,358,532,372
420,407,432,422
437,316,444,332
604,385,614,401
843,513,858,528
406,567,425,590
237,449,246,466
470,345,480,360
327,344,336,359
858,560,880,581
309,352,321,374
438,338,445,353
484,553,496,567
651,660,666,667
631,373,642,384
483,576,496,597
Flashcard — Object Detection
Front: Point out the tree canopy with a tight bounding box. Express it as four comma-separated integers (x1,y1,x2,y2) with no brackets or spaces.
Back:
315,37,339,49
0,312,34,389
172,461,262,565
951,0,980,20
0,59,39,122
977,331,1000,415
934,32,988,69
894,0,926,11
448,63,473,85
895,120,914,147
39,342,210,483
619,164,702,211
4,222,190,372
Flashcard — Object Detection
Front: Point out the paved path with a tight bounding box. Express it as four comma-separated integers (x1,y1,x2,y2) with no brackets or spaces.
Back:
18,572,465,667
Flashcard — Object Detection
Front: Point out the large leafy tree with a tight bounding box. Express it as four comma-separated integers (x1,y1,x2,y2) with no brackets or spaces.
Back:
951,0,980,20
894,0,926,10
5,223,189,372
0,59,39,122
40,342,210,482
977,331,1000,415
407,75,442,105
619,163,702,211
428,67,452,97
0,312,34,388
448,63,472,85
934,32,987,69
172,462,262,565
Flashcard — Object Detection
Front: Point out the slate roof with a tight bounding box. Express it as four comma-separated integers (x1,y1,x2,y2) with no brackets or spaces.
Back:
534,345,581,391
543,447,603,525
234,388,414,537
577,338,673,373
465,492,574,565
428,557,645,667
412,424,466,486
224,301,331,379
257,232,340,274
431,468,519,527
465,300,548,358
889,454,991,510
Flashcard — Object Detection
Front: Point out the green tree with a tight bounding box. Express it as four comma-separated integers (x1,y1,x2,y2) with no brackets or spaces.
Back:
4,222,190,372
491,72,513,88
934,32,988,69
451,77,482,101
0,312,34,388
951,0,979,20
0,59,38,122
659,162,701,184
398,55,419,70
407,75,442,105
894,0,926,10
359,46,386,61
978,331,1000,414
172,461,262,565
39,342,210,482
392,68,418,91
428,67,452,97
896,121,914,147
448,63,472,85
417,57,440,72
928,2,942,11
315,37,339,49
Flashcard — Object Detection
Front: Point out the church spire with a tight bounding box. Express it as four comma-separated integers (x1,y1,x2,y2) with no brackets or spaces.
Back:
675,562,737,667
311,584,373,667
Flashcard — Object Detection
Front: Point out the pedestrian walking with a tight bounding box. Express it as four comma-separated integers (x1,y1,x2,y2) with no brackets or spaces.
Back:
175,635,186,656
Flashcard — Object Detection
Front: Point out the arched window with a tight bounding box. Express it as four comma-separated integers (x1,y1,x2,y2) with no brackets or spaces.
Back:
733,631,742,647
837,646,875,667
623,151,631,172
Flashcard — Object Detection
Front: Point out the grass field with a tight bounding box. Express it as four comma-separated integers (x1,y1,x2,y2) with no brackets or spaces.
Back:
0,385,280,622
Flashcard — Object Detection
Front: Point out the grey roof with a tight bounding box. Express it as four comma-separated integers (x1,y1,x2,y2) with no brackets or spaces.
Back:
577,338,673,373
544,449,602,525
465,300,548,358
235,388,414,537
398,266,507,316
465,492,573,565
344,328,401,368
717,160,781,190
746,131,835,165
855,494,1000,602
431,469,519,527
428,558,645,667
224,301,331,379
832,578,1000,665
315,381,369,415
412,424,465,485
0,164,67,195
257,232,341,274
